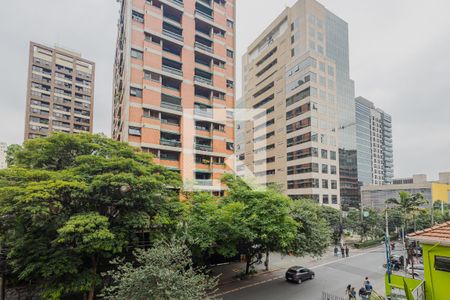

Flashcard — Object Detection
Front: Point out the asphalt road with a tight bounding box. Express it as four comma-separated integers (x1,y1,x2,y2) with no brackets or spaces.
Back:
223,247,387,300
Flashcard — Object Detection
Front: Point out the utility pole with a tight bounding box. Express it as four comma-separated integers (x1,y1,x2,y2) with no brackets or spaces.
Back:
384,205,391,284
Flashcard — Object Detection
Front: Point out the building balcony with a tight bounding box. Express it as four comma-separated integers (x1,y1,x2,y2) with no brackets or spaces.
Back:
162,29,183,42
195,144,213,152
195,9,213,21
166,0,184,8
195,42,213,53
194,109,213,118
194,75,213,86
195,179,213,186
161,103,183,113
162,65,183,77
160,139,182,148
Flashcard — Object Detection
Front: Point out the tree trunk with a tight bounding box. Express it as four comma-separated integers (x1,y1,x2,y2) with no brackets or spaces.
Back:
88,255,97,300
88,289,94,300
245,256,251,275
265,250,269,271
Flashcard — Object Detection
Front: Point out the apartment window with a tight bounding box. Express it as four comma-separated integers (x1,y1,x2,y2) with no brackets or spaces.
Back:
130,87,143,98
132,11,144,23
227,19,234,28
226,80,234,89
291,19,299,30
322,195,329,204
322,179,328,189
321,149,328,159
213,157,225,165
226,49,234,58
131,48,144,60
144,70,161,82
129,127,141,136
332,195,338,204
213,123,225,132
322,164,328,174
331,180,337,189
330,151,337,160
330,165,337,175
226,142,234,151
160,150,180,161
319,62,326,72
143,109,159,119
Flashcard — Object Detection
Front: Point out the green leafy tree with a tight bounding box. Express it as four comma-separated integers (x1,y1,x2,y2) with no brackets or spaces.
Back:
385,191,427,234
319,205,342,245
101,239,217,300
289,200,332,256
5,144,21,167
344,208,383,241
0,133,182,299
222,175,298,274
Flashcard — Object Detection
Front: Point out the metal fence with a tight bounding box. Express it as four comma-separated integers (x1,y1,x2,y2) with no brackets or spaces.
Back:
322,291,345,300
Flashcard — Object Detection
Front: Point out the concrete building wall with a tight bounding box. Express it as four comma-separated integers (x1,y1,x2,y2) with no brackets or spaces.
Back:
362,173,450,210
0,143,7,169
24,42,95,140
112,0,236,195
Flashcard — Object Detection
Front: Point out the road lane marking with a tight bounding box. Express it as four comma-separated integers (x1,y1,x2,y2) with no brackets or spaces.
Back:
216,247,384,297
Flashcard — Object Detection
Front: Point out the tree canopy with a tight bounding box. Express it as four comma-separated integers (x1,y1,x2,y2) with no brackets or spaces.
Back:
0,133,183,299
101,239,217,300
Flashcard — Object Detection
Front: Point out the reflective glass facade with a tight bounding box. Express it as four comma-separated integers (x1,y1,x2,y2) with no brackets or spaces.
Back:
325,11,358,209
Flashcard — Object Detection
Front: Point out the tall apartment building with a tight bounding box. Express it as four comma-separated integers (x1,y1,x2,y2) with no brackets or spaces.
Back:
355,96,394,185
239,0,357,208
112,0,236,194
0,143,7,169
24,42,95,140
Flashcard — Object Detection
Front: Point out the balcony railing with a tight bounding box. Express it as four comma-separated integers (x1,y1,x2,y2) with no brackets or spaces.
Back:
161,102,182,112
168,0,184,7
194,109,213,118
194,76,213,86
162,29,183,41
162,65,183,76
195,179,213,186
195,10,213,21
195,42,213,53
195,144,213,152
160,139,182,148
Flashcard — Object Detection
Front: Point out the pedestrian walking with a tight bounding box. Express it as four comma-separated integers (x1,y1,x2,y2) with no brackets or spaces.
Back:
341,246,345,258
334,246,339,257
350,287,357,299
364,280,373,295
345,284,352,298
358,285,368,300
345,245,349,257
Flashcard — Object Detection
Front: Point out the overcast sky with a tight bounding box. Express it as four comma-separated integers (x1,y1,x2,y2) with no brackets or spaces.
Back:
1,0,449,179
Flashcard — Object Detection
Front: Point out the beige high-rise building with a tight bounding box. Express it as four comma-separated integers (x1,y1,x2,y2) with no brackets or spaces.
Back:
24,42,95,140
112,0,236,195
238,0,356,208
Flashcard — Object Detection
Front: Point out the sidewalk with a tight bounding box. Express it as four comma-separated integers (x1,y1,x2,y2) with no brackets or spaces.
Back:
211,246,375,295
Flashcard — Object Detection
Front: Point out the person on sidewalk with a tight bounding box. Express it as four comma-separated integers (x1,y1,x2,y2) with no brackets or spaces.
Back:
350,287,357,299
345,245,349,257
341,246,345,258
364,280,373,295
345,284,352,299
334,246,339,257
358,286,368,300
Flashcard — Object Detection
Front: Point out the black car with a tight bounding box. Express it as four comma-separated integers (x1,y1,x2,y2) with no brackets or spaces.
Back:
285,266,315,283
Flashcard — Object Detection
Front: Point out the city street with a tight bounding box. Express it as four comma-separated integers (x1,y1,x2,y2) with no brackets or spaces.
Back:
222,246,388,300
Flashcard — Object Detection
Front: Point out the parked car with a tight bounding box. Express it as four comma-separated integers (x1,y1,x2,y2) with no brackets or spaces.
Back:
285,266,315,283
